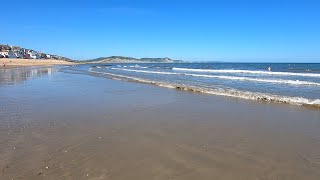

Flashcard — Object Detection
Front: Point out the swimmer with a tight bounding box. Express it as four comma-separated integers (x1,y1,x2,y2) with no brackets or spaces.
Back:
268,66,272,71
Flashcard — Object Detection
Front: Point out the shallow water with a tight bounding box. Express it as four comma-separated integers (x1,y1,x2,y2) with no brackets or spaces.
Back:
65,63,320,108
0,67,57,86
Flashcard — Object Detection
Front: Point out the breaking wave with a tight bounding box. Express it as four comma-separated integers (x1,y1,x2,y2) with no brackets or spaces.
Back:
120,65,148,69
173,68,320,77
89,69,320,108
110,68,320,86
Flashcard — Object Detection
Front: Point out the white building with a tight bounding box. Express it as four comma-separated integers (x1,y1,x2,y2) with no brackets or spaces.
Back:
0,51,8,57
7,51,24,58
26,52,37,59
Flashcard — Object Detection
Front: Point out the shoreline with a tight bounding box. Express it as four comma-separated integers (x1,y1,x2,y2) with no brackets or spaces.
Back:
0,58,75,69
1,66,320,179
88,68,320,109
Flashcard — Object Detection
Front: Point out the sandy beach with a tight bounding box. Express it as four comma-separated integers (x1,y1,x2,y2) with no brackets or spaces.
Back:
0,58,74,69
0,66,320,180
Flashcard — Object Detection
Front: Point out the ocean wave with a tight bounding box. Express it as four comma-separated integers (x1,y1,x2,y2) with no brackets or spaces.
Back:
116,65,148,69
173,68,320,77
109,68,320,86
88,69,320,108
129,65,148,68
186,74,320,86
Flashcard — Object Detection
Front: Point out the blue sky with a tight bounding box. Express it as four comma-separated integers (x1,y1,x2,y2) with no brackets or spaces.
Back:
1,0,320,62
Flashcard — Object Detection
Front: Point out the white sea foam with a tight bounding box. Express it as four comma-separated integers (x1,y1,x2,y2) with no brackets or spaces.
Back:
110,68,320,86
173,68,320,77
185,74,320,86
88,69,320,108
129,65,148,69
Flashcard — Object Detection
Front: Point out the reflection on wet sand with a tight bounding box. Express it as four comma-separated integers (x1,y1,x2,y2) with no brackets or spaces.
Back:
0,67,57,85
1,67,320,180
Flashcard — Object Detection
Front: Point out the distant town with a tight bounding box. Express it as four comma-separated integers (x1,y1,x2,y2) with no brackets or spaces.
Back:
0,44,183,63
0,44,71,61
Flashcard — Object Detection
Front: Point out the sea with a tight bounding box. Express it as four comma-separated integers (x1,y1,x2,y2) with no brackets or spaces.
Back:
69,63,320,108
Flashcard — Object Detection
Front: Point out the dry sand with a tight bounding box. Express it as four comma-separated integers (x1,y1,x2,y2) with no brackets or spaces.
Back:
0,58,74,68
0,66,320,180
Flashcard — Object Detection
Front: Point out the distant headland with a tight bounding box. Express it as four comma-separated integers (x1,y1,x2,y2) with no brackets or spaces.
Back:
84,56,183,63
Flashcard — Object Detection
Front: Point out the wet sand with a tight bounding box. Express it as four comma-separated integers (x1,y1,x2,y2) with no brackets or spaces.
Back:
0,67,320,180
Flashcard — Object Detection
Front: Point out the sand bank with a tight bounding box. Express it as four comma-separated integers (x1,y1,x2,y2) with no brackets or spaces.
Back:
0,66,320,179
0,58,74,68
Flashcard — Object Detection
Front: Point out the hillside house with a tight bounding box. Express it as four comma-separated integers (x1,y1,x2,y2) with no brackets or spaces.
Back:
0,51,9,58
8,51,18,58
25,52,37,59
36,54,42,59
0,45,11,51
7,51,23,58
